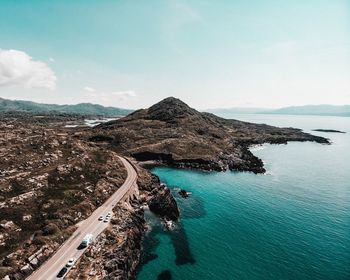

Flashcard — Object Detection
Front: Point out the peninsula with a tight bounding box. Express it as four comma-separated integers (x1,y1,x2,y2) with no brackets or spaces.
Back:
92,97,329,173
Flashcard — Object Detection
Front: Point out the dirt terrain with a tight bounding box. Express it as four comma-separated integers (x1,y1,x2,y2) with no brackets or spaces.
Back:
0,115,127,279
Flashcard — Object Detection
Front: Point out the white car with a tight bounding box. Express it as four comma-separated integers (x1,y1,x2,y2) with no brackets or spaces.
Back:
66,258,76,267
98,215,103,221
103,217,110,223
106,212,111,217
80,234,93,248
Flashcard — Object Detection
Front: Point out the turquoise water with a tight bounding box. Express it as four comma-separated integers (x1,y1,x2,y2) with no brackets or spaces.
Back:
137,115,350,280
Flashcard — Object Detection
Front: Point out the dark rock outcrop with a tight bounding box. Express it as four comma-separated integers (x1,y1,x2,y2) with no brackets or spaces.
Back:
136,168,180,222
148,186,179,221
178,189,190,198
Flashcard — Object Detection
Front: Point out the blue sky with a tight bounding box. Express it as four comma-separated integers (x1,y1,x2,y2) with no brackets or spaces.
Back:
0,0,349,109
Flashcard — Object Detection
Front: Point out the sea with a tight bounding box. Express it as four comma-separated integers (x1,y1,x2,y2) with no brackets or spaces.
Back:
136,114,350,280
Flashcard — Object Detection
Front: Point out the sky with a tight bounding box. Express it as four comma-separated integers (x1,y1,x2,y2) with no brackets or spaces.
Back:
0,0,349,110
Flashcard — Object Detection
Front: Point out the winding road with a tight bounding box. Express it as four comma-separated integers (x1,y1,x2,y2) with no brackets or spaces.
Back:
26,156,137,280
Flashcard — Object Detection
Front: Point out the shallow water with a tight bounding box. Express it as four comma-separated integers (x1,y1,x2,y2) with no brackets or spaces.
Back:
137,114,350,280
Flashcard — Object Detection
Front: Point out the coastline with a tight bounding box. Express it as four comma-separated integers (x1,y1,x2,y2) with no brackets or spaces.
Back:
136,127,350,279
62,164,180,279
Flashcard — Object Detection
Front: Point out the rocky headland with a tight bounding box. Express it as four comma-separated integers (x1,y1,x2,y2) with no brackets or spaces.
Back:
92,97,329,174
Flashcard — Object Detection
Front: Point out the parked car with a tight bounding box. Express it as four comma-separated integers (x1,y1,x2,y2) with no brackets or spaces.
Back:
57,267,68,278
80,234,93,248
66,258,76,267
98,215,103,221
103,217,109,223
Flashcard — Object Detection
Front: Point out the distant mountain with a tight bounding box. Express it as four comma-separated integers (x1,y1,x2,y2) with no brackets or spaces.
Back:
205,107,266,116
0,97,133,117
263,105,350,117
207,105,350,117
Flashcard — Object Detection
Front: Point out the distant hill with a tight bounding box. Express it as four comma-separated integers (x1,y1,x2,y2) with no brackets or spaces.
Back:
263,105,350,117
0,97,133,117
207,105,350,117
205,107,266,117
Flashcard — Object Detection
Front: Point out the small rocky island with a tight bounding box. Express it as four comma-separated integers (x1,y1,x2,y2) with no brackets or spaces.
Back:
313,129,346,133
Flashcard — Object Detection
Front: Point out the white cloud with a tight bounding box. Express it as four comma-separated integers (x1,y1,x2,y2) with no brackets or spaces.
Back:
112,90,137,98
84,86,96,92
83,88,137,104
111,90,137,101
0,49,56,90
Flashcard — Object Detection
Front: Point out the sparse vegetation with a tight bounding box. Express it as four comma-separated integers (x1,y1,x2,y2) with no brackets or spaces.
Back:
0,115,126,279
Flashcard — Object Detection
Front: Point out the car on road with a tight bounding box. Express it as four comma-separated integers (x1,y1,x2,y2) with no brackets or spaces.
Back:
66,258,76,267
79,234,93,248
98,215,103,221
57,267,68,278
106,212,111,217
103,217,109,223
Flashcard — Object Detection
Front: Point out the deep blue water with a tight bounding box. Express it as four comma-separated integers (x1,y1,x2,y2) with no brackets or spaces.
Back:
137,115,350,280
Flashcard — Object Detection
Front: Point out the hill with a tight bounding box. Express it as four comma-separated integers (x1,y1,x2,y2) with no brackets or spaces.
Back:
91,97,329,173
0,97,133,117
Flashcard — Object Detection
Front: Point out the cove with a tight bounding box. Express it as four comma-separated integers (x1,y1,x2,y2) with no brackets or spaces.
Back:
137,115,350,280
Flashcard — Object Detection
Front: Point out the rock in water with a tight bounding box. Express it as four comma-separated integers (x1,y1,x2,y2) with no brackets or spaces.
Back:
178,189,190,198
148,186,180,221
312,129,346,133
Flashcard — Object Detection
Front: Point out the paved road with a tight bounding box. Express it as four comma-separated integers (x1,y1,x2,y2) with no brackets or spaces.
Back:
27,156,137,280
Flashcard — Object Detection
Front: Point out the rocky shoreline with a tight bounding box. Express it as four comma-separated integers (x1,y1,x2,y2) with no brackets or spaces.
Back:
132,133,328,174
64,166,180,280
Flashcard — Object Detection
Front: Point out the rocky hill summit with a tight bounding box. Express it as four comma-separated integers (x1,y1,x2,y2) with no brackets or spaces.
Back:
144,97,198,121
93,97,329,173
